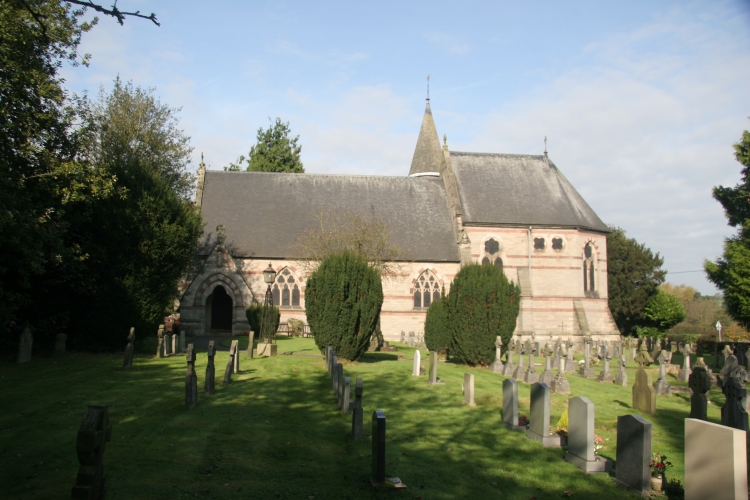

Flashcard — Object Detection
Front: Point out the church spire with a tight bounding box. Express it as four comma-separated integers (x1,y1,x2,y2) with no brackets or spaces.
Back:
409,79,443,177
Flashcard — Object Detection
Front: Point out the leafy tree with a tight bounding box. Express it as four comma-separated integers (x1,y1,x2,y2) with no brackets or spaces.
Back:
636,290,686,338
305,251,383,361
226,118,304,173
607,227,666,336
424,289,450,355
446,264,520,366
706,129,750,330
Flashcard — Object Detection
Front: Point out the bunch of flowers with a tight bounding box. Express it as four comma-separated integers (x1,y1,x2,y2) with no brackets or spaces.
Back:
650,452,673,476
594,434,604,454
518,415,529,427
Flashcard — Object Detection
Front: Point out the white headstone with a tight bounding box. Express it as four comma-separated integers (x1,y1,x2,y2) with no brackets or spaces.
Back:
412,350,421,376
685,418,748,500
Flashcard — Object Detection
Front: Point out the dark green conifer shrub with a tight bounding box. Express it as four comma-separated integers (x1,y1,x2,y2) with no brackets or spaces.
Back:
446,263,520,366
305,251,383,361
424,291,451,354
245,303,279,337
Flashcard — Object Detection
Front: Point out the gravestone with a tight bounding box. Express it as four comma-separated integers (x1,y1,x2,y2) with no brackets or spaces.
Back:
408,331,414,347
351,378,364,440
462,373,476,406
55,333,67,355
596,345,613,383
400,331,405,343
185,344,198,409
632,343,656,414
123,328,135,369
552,338,562,368
502,379,526,430
653,350,672,396
18,326,34,364
334,362,343,400
564,396,612,473
578,338,595,378
564,341,575,372
688,364,712,420
231,339,240,374
550,356,570,395
502,341,515,376
204,341,216,395
540,345,554,385
341,376,351,413
721,357,749,432
172,334,177,356
222,342,235,385
370,410,406,489
412,350,421,376
527,382,563,447
71,404,112,500
678,343,693,381
523,345,539,384
330,355,338,389
336,363,345,408
246,331,255,359
685,418,748,500
613,342,620,359
491,336,504,373
428,351,444,385
156,326,164,358
614,355,628,387
513,340,526,381
615,414,652,495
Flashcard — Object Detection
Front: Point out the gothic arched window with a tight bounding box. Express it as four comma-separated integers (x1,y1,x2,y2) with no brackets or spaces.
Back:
413,270,441,309
482,238,503,272
583,243,596,294
272,268,301,307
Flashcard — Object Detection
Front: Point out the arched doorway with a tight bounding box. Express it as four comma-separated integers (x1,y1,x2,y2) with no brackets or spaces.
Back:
208,285,233,332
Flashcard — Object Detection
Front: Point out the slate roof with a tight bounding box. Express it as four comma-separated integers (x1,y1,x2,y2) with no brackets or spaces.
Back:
198,171,459,261
450,152,609,232
409,100,443,176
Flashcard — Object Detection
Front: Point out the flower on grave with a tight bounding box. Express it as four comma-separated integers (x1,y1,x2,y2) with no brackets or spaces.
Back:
578,360,585,365
650,452,673,476
594,434,604,454
518,415,529,427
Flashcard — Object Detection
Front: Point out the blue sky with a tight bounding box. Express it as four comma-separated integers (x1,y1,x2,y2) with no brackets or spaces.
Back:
62,1,750,295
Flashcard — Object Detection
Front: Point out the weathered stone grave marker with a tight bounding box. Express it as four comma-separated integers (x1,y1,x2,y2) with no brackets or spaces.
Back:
428,351,444,385
526,382,563,447
412,350,421,376
337,363,345,408
123,327,135,369
523,344,539,384
596,344,613,383
721,356,749,432
513,339,526,381
223,342,235,385
653,350,672,396
540,343,554,385
205,341,216,395
688,360,712,420
578,337,595,378
632,342,656,414
370,410,406,489
185,344,198,409
341,376,351,413
491,336,504,373
231,339,240,374
550,355,570,395
408,331,415,347
502,340,515,376
564,396,612,473
678,342,693,381
462,373,476,406
565,338,575,372
685,418,748,500
352,378,364,439
615,414,652,495
246,331,255,359
156,325,164,358
502,379,525,430
71,404,112,500
614,355,628,387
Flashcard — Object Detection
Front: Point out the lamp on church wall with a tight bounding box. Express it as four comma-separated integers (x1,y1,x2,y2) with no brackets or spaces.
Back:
261,263,277,343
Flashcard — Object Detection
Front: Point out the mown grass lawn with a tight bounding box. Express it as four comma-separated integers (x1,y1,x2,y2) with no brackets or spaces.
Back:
0,337,721,499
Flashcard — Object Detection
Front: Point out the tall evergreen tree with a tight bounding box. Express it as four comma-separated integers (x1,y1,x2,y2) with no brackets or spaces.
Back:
705,129,750,330
226,118,304,173
607,227,666,335
305,251,382,361
424,287,450,355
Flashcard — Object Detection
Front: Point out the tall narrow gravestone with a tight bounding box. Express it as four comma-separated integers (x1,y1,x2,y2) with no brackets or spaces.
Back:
653,350,672,396
688,362,712,420
502,341,515,376
578,338,595,378
231,339,240,374
412,350,421,376
685,419,748,500
71,404,112,500
615,414,652,495
336,364,345,408
550,356,570,395
123,328,135,369
502,379,525,430
523,345,539,384
246,331,255,359
223,343,235,385
341,376,351,413
491,336,504,373
204,341,216,395
632,342,656,414
614,355,628,387
526,382,563,447
17,326,33,364
678,343,693,382
596,345,613,383
564,396,612,473
721,359,749,433
351,378,364,440
428,351,444,385
370,410,406,490
172,334,177,356
463,373,476,406
513,340,526,381
156,326,164,358
540,343,554,385
565,338,575,372
334,363,343,402
185,344,198,409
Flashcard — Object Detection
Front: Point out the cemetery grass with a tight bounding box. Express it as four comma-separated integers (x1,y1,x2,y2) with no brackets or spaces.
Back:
0,339,715,500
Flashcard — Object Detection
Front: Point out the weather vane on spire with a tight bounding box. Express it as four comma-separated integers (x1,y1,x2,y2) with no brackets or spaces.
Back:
427,74,430,101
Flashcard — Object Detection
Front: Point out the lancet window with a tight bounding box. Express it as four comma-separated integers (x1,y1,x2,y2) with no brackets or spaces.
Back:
272,268,301,308
481,238,503,271
413,270,441,309
583,243,596,294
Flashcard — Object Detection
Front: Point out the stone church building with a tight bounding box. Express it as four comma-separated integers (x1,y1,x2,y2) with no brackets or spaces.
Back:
178,99,620,344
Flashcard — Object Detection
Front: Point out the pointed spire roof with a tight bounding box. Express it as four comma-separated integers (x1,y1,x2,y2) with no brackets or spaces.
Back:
409,100,443,177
